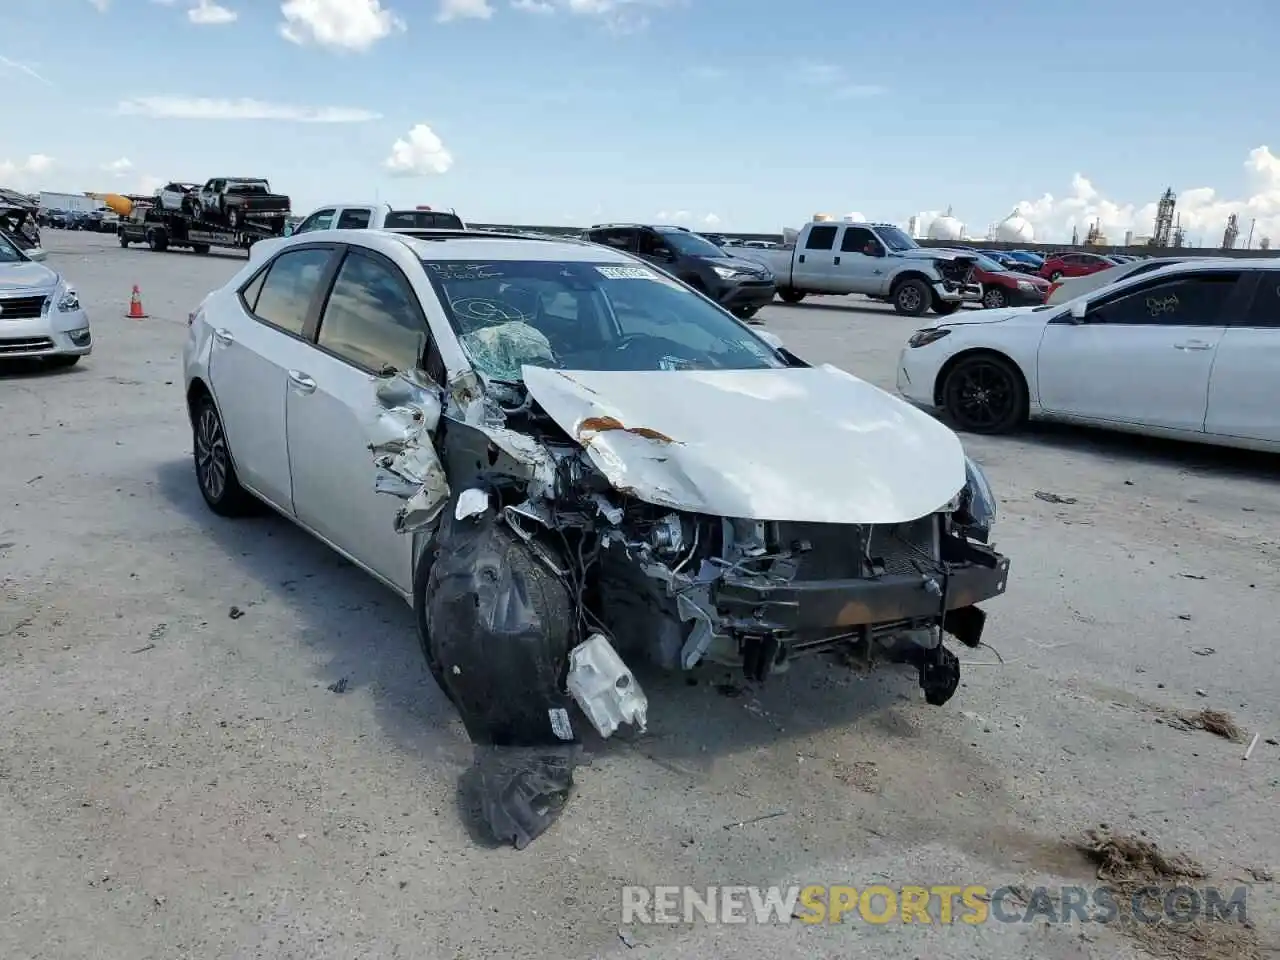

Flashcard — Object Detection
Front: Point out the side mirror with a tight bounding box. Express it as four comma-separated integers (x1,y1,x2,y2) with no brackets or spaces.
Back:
756,330,784,351
283,225,295,236
1069,300,1087,321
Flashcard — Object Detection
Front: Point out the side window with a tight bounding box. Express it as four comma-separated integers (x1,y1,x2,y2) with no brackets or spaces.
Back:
239,268,268,313
805,226,838,251
336,208,372,229
316,251,429,374
840,227,877,253
251,248,333,335
638,231,669,256
296,209,336,234
1088,273,1241,327
590,228,636,252
1242,272,1280,328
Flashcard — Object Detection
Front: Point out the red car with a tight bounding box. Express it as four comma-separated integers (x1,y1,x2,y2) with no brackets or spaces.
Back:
1038,251,1118,281
970,253,1051,309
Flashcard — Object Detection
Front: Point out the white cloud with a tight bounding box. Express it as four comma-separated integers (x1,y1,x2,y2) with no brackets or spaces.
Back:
438,0,493,20
384,125,454,176
279,0,406,51
0,54,53,86
134,174,166,196
189,0,238,24
510,0,672,31
103,157,134,177
87,0,109,10
512,0,554,11
116,96,380,122
794,60,887,100
1010,146,1280,245
703,213,721,226
843,211,866,221
0,154,55,188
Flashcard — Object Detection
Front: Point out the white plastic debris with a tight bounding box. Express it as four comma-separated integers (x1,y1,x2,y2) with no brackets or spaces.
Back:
455,487,489,521
566,633,648,738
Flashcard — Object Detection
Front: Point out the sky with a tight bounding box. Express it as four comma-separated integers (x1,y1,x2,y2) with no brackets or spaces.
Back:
3,0,1280,244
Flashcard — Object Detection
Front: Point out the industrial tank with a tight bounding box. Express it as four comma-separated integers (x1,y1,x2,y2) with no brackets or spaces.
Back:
995,213,1034,243
927,215,963,241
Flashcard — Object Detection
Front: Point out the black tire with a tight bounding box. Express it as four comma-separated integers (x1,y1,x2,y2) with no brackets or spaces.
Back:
892,278,932,317
192,393,255,516
1049,270,1063,281
147,230,168,252
45,355,80,369
119,233,129,248
941,353,1028,435
192,244,211,255
733,305,760,320
981,287,1008,309
227,208,239,229
777,288,805,303
932,299,961,316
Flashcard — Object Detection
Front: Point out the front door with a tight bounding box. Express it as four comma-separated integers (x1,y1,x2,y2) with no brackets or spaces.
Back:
286,247,440,594
1036,270,1242,432
209,245,337,511
834,225,886,294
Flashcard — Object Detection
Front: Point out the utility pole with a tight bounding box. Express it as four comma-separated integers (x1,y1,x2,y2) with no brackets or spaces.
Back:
1246,218,1256,249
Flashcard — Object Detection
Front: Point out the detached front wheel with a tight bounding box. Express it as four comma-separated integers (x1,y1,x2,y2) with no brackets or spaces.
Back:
941,354,1027,434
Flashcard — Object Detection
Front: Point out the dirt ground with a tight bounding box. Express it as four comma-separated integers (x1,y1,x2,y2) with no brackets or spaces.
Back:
2,230,1277,960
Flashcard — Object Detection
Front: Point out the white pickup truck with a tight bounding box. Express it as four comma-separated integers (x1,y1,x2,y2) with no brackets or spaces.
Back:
732,220,982,317
287,203,466,236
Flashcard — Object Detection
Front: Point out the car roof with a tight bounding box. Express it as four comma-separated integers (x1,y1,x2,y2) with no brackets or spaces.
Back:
268,228,621,265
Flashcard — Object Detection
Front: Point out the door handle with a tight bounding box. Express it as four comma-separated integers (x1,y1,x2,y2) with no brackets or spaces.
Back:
798,254,806,263
287,370,317,393
1173,340,1212,351
212,328,234,345
833,256,841,265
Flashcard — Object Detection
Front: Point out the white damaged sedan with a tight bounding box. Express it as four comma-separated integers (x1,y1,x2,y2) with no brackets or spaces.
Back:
183,228,1009,847
0,232,91,366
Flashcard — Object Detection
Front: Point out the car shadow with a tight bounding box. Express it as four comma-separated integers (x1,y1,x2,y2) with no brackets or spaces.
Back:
152,457,470,765
0,358,84,379
776,298,895,317
980,419,1280,481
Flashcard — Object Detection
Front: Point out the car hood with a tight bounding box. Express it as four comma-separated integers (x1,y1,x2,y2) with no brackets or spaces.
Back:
522,364,966,524
992,270,1049,287
932,305,1041,326
709,256,771,275
896,247,976,263
0,260,58,291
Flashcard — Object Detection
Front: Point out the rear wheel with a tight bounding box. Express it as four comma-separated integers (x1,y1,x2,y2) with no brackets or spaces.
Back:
119,233,129,248
941,353,1027,434
777,288,805,304
892,278,931,317
1049,270,1063,281
192,394,255,516
192,244,211,255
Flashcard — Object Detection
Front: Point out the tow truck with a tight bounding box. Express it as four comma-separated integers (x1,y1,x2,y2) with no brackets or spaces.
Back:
117,201,277,255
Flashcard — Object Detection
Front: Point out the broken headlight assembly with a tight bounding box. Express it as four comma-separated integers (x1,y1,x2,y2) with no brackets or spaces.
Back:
952,456,998,542
907,327,951,348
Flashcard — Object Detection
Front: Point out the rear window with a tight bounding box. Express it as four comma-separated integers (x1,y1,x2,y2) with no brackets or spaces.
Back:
384,210,465,230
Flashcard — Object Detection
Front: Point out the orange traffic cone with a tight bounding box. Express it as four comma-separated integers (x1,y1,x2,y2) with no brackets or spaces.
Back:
127,284,148,319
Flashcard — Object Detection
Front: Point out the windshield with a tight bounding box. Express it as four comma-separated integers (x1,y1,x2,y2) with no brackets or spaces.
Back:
659,231,726,258
386,210,465,230
228,181,270,193
972,253,1008,272
876,226,917,252
421,259,785,381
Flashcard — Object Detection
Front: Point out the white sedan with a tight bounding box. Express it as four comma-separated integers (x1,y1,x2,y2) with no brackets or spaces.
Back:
897,257,1280,450
0,231,91,366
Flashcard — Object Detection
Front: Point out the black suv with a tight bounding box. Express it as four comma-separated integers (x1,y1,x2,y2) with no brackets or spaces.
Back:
584,223,776,321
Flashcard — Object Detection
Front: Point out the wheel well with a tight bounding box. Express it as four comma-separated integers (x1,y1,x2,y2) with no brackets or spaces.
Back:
890,271,932,295
932,347,1029,412
186,377,211,426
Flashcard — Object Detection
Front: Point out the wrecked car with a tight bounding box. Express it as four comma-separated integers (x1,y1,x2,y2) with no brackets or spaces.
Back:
182,228,1010,848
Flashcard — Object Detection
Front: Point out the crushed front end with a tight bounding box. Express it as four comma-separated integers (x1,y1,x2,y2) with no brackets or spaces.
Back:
933,255,983,304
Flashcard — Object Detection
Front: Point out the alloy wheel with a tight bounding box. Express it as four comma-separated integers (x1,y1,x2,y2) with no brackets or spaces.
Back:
950,361,1016,430
195,406,228,502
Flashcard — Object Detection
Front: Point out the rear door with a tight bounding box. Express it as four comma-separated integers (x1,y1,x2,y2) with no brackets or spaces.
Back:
286,247,441,594
1204,270,1280,443
208,244,339,512
1036,269,1243,432
792,224,839,292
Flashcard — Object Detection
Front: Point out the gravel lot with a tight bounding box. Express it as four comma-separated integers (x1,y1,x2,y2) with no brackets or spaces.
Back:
2,230,1278,960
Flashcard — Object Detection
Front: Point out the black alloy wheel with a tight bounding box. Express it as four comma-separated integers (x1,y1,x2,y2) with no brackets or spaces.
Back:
941,354,1027,434
194,396,254,515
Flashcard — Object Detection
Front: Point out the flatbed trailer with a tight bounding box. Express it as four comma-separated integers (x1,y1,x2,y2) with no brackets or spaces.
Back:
118,208,276,255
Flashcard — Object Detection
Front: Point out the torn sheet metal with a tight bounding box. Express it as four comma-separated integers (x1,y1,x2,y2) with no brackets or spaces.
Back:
521,365,968,525
368,370,451,532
